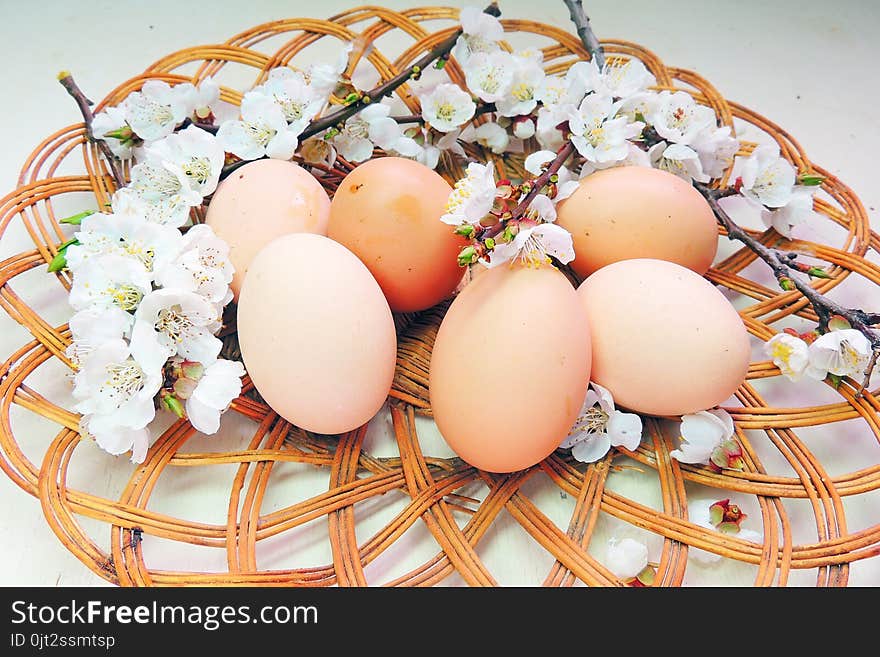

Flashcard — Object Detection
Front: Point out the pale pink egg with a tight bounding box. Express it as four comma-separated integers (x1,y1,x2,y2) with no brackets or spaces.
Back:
557,166,719,278
429,263,591,473
236,233,396,435
577,258,751,416
205,158,331,300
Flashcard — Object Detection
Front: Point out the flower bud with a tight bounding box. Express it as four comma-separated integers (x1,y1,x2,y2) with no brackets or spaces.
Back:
161,391,186,419
454,224,475,239
457,245,478,267
709,498,747,534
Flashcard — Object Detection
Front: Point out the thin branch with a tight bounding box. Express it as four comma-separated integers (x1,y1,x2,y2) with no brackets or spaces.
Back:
562,0,605,68
58,72,126,189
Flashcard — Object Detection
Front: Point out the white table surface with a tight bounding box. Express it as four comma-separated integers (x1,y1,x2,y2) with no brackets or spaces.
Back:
0,0,878,587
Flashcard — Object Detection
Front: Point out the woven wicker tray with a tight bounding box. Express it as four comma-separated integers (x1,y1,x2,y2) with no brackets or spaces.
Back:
1,5,878,587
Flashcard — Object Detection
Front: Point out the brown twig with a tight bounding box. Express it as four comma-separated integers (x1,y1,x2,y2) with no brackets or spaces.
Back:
699,182,880,394
58,72,126,189
219,2,500,180
562,0,605,68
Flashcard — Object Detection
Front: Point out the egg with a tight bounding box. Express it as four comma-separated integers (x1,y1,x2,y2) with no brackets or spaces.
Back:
327,156,467,313
577,258,751,417
206,158,331,299
556,166,719,278
429,263,591,473
236,233,396,435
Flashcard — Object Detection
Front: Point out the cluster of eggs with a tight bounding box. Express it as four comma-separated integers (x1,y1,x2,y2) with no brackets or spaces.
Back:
210,156,750,474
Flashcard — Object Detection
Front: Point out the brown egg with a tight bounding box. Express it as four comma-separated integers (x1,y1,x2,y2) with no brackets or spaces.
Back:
429,263,592,473
327,156,467,313
556,166,719,278
237,233,397,435
577,258,751,417
205,158,331,300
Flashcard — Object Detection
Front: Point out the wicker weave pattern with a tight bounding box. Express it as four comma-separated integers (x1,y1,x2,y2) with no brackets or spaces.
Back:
1,6,878,586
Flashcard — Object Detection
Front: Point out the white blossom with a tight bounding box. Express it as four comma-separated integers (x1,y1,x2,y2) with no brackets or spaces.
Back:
534,103,574,151
332,103,420,162
185,359,246,434
535,74,585,109
646,90,717,146
186,76,221,120
691,124,739,180
73,339,163,442
216,93,300,161
130,289,223,372
730,143,796,208
110,186,192,228
567,94,644,164
305,41,352,98
66,212,182,276
495,55,545,117
463,50,516,104
559,382,643,463
807,328,873,380
568,57,655,100
606,537,649,580
648,141,709,183
764,332,816,382
763,186,818,238
154,223,234,306
440,161,497,225
66,305,134,368
122,79,192,142
299,136,337,168
670,409,734,465
460,121,509,154
453,5,504,64
68,254,152,313
79,415,152,464
92,106,134,159
252,69,326,134
419,83,476,133
484,221,574,268
142,125,225,200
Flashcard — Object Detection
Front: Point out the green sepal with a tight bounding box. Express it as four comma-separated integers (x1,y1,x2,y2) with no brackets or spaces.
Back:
484,237,496,250
798,173,825,186
807,267,831,279
827,373,843,389
59,210,95,226
47,238,79,272
162,393,186,419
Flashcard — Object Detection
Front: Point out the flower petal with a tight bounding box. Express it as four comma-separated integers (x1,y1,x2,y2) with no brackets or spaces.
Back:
571,433,611,463
607,411,643,451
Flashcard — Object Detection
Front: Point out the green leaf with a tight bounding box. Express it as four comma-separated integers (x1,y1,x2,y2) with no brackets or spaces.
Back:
59,209,95,225
47,251,68,273
827,373,843,389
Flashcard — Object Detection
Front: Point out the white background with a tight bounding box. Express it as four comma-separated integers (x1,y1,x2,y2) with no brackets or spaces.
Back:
0,0,878,586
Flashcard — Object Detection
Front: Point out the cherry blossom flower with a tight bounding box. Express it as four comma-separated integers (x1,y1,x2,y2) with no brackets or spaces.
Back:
143,125,225,200
79,416,152,464
155,223,235,306
68,254,152,313
646,90,717,146
464,50,516,104
691,124,739,180
66,305,134,368
512,116,536,139
670,408,739,467
569,57,655,100
460,121,509,154
808,328,873,380
184,76,221,121
216,93,301,161
567,94,644,165
559,381,643,462
483,219,574,269
763,185,818,238
185,359,246,434
534,103,573,151
764,332,815,381
332,103,420,162
730,143,796,209
453,5,504,64
110,186,193,228
419,83,476,133
687,497,762,565
122,79,192,143
648,141,709,183
130,289,223,372
495,55,545,117
250,71,327,134
66,211,183,275
440,161,498,225
306,41,353,98
299,136,337,168
73,339,163,457
606,537,649,580
524,150,580,200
